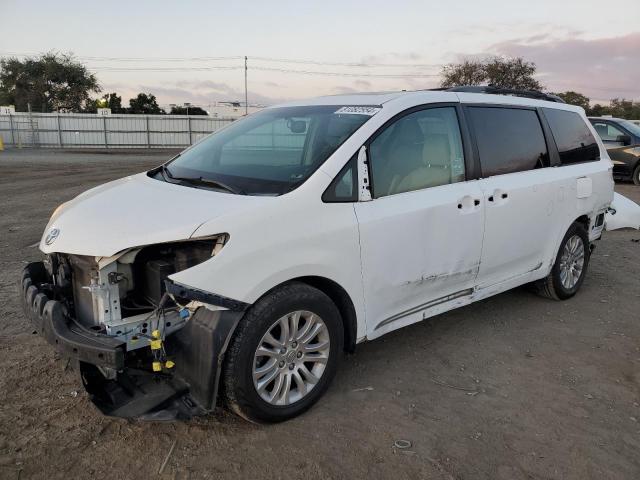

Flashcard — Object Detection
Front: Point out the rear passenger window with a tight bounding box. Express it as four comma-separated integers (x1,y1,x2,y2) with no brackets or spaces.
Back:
543,109,600,164
467,107,549,177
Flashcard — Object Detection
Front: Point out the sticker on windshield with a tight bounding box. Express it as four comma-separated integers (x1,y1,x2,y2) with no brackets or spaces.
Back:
334,106,381,116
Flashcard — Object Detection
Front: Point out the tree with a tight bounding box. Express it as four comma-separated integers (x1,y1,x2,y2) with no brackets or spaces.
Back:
585,99,640,119
441,57,543,90
169,105,208,115
588,103,610,117
85,92,125,113
607,98,640,119
0,52,99,112
128,93,164,114
554,91,591,111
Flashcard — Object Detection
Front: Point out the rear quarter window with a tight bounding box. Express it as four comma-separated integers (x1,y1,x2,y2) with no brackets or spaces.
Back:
543,109,600,165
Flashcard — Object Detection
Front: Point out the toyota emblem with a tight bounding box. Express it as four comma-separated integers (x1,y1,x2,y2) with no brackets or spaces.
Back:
45,228,60,245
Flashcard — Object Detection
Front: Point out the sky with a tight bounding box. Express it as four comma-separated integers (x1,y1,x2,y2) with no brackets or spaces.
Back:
2,0,639,107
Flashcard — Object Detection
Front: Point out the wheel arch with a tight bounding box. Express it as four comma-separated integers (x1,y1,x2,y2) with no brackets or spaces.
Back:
543,213,592,278
574,214,590,232
255,276,359,353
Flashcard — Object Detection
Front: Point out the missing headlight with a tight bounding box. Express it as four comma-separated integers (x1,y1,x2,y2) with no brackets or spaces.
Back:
126,235,228,308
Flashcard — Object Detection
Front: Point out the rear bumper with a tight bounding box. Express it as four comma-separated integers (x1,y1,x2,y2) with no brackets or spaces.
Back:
19,261,244,420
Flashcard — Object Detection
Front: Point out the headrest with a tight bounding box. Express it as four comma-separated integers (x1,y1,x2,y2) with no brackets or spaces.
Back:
423,134,451,167
393,117,424,144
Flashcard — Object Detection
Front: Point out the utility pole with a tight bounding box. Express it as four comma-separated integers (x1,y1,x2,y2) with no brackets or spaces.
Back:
244,56,248,116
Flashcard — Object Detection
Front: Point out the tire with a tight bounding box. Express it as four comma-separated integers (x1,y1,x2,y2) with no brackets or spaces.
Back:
222,282,343,423
536,222,590,300
633,163,640,186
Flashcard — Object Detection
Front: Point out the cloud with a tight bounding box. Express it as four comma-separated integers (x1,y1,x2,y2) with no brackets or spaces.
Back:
490,32,640,101
354,79,373,89
332,85,358,94
360,51,424,64
136,80,288,106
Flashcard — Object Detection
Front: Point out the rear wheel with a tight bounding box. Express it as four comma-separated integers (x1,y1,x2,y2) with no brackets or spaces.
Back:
633,164,640,186
536,222,590,300
223,282,343,423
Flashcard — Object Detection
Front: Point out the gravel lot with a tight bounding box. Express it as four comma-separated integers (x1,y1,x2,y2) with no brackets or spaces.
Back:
1,149,639,480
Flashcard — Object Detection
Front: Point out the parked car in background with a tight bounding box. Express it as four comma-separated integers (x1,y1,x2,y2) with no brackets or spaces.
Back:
21,87,616,423
589,117,640,185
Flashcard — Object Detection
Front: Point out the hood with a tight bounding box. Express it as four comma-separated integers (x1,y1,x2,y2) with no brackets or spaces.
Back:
40,173,267,257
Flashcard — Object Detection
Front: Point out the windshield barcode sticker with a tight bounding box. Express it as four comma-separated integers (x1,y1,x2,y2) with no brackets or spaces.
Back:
335,106,381,116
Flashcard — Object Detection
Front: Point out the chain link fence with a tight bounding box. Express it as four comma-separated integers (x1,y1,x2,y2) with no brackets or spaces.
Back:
0,112,236,149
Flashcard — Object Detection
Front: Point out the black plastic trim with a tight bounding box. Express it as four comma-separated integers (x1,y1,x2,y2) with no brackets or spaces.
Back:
445,86,565,103
164,279,250,311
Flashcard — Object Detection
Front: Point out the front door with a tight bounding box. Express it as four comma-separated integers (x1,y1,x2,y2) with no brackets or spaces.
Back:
591,120,640,179
354,105,485,338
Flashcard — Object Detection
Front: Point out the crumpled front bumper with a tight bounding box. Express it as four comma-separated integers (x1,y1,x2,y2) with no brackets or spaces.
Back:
20,262,126,369
19,261,245,420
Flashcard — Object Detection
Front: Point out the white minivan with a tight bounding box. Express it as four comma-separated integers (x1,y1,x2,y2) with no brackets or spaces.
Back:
20,87,615,422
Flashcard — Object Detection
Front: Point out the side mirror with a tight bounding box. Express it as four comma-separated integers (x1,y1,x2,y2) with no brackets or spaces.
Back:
617,134,631,146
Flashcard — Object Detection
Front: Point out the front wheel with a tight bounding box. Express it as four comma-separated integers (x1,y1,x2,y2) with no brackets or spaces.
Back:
222,282,343,423
536,222,590,300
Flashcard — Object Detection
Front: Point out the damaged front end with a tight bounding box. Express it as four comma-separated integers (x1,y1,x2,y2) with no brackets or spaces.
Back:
19,234,248,420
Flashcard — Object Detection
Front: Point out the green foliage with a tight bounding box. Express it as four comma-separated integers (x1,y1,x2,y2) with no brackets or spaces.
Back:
440,57,543,90
85,92,125,113
598,98,640,119
128,93,165,114
169,105,208,115
555,91,640,119
554,91,591,111
0,52,100,112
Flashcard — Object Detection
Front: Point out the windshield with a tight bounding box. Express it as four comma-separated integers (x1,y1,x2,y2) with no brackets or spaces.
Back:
619,120,640,138
163,105,374,195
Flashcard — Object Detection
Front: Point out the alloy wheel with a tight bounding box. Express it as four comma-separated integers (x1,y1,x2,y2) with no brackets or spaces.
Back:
252,310,330,406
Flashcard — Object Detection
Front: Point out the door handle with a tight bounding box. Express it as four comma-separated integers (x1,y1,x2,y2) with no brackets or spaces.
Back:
457,196,481,212
488,190,508,203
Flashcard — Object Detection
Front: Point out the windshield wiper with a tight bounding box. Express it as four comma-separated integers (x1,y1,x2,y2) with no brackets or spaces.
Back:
162,166,246,195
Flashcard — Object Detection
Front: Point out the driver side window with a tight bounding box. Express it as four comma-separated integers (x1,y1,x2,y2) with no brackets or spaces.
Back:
369,107,465,198
592,122,625,142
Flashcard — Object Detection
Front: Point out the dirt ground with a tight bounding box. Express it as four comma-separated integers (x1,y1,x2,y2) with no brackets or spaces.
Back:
0,149,639,480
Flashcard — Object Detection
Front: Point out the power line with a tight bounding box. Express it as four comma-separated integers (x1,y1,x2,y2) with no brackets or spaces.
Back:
0,51,244,62
87,64,438,78
251,56,441,68
250,65,439,78
90,65,243,72
79,55,244,62
0,51,440,69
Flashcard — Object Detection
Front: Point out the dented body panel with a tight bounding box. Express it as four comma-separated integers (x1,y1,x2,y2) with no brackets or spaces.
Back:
605,192,640,231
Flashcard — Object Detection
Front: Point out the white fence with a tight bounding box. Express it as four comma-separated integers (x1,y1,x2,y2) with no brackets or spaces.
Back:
0,112,236,149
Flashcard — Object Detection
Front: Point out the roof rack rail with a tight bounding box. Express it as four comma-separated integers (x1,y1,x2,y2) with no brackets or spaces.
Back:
442,85,566,104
